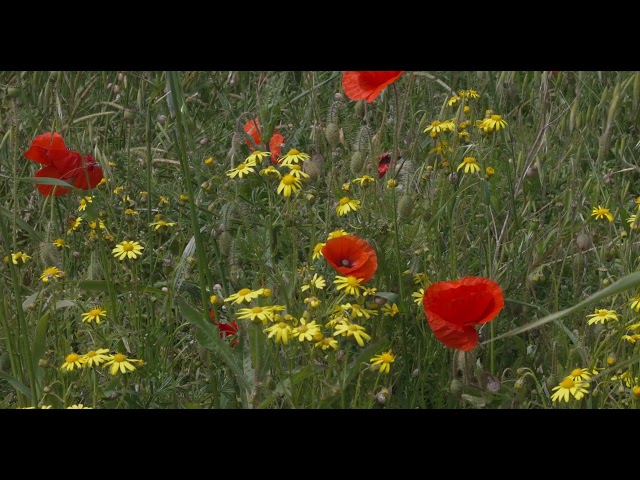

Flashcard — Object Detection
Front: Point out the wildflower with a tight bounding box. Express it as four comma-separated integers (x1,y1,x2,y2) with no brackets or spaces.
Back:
40,266,64,283
204,157,214,165
304,296,321,308
630,293,640,312
67,217,82,234
627,214,639,230
315,337,339,350
277,174,302,197
424,120,454,135
333,322,371,347
591,206,613,222
622,334,640,343
262,289,272,298
259,166,282,179
463,106,471,114
52,238,68,249
158,196,169,205
104,353,141,375
87,219,106,230
341,71,404,103
567,368,592,382
479,115,508,133
60,352,83,372
149,220,177,231
486,167,495,178
586,308,618,325
352,175,376,187
370,350,395,374
382,303,399,317
413,273,429,285
336,196,361,216
81,306,107,324
387,179,398,189
78,196,93,211
237,306,274,324
430,142,452,155
292,319,320,342
334,275,366,297
226,161,256,179
113,186,124,195
412,287,426,304
124,208,139,217
301,273,326,292
215,321,239,347
328,230,348,240
363,286,377,296
457,157,481,174
460,89,480,99
423,276,504,351
312,242,325,260
378,152,392,178
447,96,460,107
246,150,271,164
347,303,378,320
286,164,309,179
9,252,31,265
612,371,636,388
179,194,189,203
279,149,310,166
550,377,589,402
67,404,92,409
243,118,285,163
82,349,111,368
112,240,144,260
322,235,378,284
224,288,262,304
264,322,293,344
23,132,104,196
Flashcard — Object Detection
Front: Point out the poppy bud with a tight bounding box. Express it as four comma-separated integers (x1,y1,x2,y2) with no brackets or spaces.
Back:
124,107,136,122
484,373,501,393
514,378,525,390
376,387,390,404
397,194,414,220
118,72,125,82
545,374,557,388
113,85,120,95
576,233,593,251
218,231,233,256
158,114,167,125
449,379,462,395
354,99,365,118
606,354,616,366
7,86,21,98
199,136,209,145
448,173,458,184
325,123,340,148
350,151,365,175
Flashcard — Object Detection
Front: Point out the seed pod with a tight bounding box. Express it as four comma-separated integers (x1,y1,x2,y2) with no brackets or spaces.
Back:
354,99,365,118
218,231,233,257
449,379,462,395
325,123,340,147
576,233,593,251
350,150,365,175
397,194,414,220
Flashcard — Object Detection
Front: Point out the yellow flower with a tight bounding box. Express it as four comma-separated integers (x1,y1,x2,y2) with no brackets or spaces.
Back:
264,322,293,344
457,157,481,174
246,150,271,164
124,208,139,217
82,348,111,368
278,148,310,166
225,287,263,304
591,206,613,222
334,275,365,297
259,166,282,179
301,273,326,292
429,141,452,155
627,214,639,230
485,166,495,178
81,306,107,324
60,352,83,372
566,368,592,382
622,334,640,344
336,196,361,216
382,303,399,317
78,196,93,212
112,240,144,260
327,230,348,240
67,404,92,409
88,219,106,230
370,350,395,374
304,296,321,308
67,217,82,234
52,238,68,249
423,119,454,135
550,377,589,402
287,164,310,179
352,175,376,187
236,306,274,324
612,371,636,388
460,89,480,99
386,179,398,189
204,157,214,165
40,266,64,283
8,252,31,265
315,337,339,350
104,353,141,375
479,114,508,133
179,194,189,203
291,319,320,342
113,186,124,195
226,161,256,179
447,96,460,107
333,321,371,347
586,308,618,325
630,293,640,312
277,174,302,197
149,220,177,231
346,303,377,320
312,242,325,260
411,288,425,305
159,196,170,205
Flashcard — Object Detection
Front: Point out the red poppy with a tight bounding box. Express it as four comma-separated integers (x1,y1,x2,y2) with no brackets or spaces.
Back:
422,276,504,351
342,71,405,103
322,235,378,283
23,132,103,196
215,320,239,348
378,152,392,178
243,118,285,164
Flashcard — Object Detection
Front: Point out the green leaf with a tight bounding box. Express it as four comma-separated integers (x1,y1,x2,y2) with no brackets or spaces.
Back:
374,291,399,304
483,271,640,345
76,280,166,296
176,296,251,398
258,366,320,409
0,370,31,400
18,176,75,189
0,205,42,242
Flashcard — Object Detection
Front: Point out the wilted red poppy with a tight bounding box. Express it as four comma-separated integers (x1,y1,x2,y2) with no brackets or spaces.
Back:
243,118,285,164
23,132,103,196
214,320,239,348
378,152,392,178
342,71,405,103
422,276,504,351
322,235,378,283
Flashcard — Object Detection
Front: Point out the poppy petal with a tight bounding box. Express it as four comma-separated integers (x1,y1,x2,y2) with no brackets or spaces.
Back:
322,235,378,283
244,118,263,150
33,166,71,196
69,155,104,191
23,132,68,165
269,132,285,164
342,71,404,103
378,153,391,178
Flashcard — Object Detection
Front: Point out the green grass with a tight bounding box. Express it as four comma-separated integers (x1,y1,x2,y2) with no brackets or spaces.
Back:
1,71,639,409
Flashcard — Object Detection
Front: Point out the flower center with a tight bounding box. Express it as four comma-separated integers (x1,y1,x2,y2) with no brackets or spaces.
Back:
560,378,575,389
289,165,301,171
237,163,247,170
463,157,476,164
66,353,80,363
346,276,360,287
381,353,394,362
347,325,359,332
282,175,296,185
340,258,352,267
570,368,583,377
298,325,308,333
113,354,126,362
288,149,299,155
491,115,502,121
597,310,607,317
339,197,350,206
86,351,97,358
122,242,134,252
277,322,287,329
251,307,263,314
431,120,441,127
238,288,252,296
90,308,102,316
